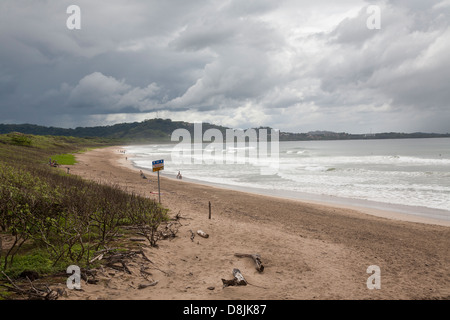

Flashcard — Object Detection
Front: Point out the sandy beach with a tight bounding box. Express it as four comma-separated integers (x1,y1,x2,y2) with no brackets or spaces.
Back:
63,146,450,300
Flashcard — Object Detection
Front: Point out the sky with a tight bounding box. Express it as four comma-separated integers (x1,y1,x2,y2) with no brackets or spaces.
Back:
0,0,449,134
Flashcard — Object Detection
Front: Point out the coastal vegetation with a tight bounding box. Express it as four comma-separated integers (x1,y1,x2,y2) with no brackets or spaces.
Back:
0,133,169,299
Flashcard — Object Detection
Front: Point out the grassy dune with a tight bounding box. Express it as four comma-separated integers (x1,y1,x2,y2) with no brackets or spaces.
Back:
0,133,169,297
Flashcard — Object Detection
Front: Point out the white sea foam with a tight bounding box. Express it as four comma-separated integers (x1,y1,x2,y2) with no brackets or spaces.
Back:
126,138,450,219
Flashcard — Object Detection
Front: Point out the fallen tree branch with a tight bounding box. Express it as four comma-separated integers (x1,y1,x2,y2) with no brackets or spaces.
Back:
140,266,153,278
138,280,159,289
1,271,23,292
129,238,147,242
1,271,59,300
89,253,104,264
138,249,153,263
173,211,191,221
160,221,182,240
234,253,264,272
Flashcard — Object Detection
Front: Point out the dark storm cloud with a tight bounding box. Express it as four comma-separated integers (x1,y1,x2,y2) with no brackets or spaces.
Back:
0,0,449,133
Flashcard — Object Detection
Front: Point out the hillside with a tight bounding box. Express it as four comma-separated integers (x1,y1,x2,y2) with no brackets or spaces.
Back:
0,119,449,142
0,119,230,143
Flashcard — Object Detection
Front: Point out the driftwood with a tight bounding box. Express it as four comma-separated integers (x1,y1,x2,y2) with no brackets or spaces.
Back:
107,261,131,274
89,247,118,264
173,211,191,221
138,280,159,289
234,253,264,272
197,230,209,238
140,267,153,278
160,221,182,240
189,230,195,242
89,253,104,264
221,268,248,287
104,249,152,275
129,238,147,242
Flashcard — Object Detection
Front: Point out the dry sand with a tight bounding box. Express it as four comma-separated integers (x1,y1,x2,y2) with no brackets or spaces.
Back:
62,146,449,300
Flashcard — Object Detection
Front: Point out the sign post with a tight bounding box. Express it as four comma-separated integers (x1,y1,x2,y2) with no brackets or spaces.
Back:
152,160,164,203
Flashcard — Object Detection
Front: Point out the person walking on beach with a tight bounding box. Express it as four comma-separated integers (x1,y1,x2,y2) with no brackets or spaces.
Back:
177,171,182,180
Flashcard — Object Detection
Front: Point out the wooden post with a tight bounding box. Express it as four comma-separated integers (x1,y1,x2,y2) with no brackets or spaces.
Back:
208,201,211,219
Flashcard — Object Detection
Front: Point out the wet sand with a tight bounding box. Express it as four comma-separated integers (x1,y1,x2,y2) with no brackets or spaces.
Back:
63,146,450,300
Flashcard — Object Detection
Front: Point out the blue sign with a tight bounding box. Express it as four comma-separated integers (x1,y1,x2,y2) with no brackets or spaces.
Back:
152,159,164,172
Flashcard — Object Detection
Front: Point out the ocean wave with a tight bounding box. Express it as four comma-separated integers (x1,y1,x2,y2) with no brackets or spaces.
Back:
125,140,450,214
279,155,450,166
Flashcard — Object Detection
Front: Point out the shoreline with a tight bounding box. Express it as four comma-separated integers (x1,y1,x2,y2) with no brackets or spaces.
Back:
66,146,450,300
121,149,450,227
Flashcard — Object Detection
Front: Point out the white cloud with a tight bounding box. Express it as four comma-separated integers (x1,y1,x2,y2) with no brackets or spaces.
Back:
1,0,449,133
67,72,160,113
433,0,450,9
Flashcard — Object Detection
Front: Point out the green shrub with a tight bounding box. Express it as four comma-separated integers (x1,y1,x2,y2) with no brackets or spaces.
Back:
8,133,33,146
0,148,169,275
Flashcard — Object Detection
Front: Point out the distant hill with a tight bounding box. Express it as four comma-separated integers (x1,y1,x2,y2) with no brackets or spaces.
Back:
280,131,450,141
0,119,449,142
0,119,229,142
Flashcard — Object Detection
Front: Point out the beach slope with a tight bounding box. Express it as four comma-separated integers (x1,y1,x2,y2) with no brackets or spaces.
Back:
65,146,450,300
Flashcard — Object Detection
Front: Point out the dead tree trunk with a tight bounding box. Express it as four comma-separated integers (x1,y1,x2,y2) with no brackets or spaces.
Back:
222,268,248,287
234,253,264,272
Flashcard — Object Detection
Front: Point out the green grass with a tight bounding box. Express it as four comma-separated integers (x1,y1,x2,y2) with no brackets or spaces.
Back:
0,132,117,151
0,245,99,280
1,249,58,279
50,153,77,165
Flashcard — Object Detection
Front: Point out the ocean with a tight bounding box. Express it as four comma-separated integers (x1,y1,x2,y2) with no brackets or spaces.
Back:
125,138,450,222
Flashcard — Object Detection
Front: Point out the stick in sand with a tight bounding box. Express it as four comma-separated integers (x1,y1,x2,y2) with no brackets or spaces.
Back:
209,201,211,219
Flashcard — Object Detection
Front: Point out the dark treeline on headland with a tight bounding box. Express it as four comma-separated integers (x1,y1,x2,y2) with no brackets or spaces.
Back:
0,119,229,143
0,119,449,143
